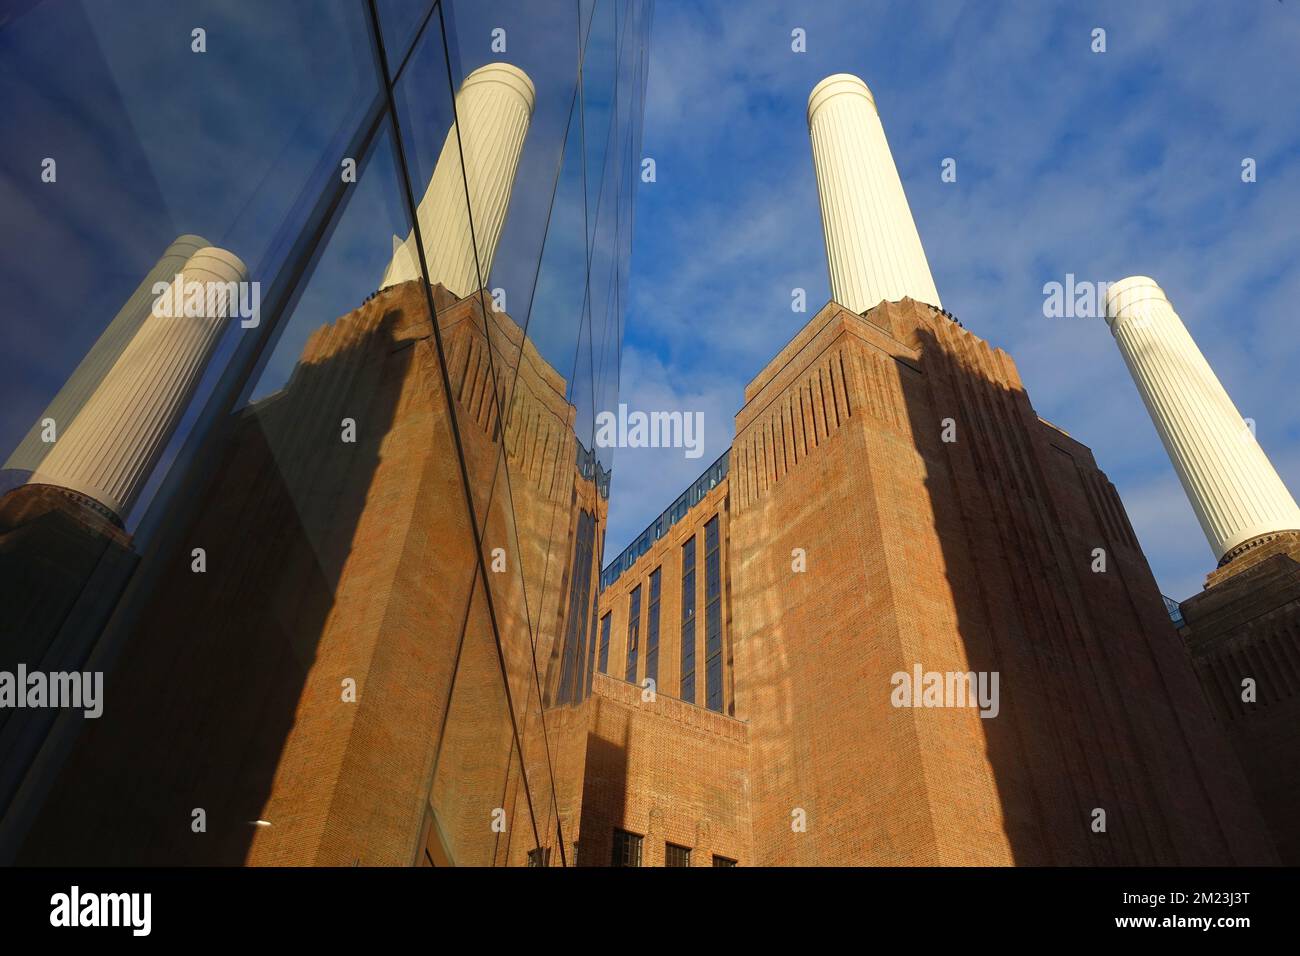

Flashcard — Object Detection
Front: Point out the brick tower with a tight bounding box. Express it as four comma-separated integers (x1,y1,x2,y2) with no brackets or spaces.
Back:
14,279,606,866
585,72,1277,866
591,294,1276,865
1104,278,1300,863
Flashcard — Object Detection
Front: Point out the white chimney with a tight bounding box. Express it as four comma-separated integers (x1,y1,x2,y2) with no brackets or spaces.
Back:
382,62,535,298
30,246,250,522
5,234,210,476
807,73,941,313
1106,276,1300,562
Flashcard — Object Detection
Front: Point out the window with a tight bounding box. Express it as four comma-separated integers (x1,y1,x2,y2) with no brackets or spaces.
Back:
625,584,642,683
712,855,737,868
706,654,723,712
680,535,696,703
645,566,661,688
703,516,723,712
0,0,654,871
598,612,611,674
557,510,596,704
612,829,642,867
665,843,691,867
585,604,599,693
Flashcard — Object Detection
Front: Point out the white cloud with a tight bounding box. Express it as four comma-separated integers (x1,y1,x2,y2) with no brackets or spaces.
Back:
611,0,1300,599
604,345,738,554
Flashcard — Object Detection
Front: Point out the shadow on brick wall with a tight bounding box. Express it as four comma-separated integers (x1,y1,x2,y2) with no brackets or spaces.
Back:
15,307,413,864
574,721,629,866
901,318,1268,864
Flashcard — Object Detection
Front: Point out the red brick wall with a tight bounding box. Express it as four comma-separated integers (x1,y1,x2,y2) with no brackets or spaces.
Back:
14,289,1279,868
727,298,1275,865
1180,534,1300,862
596,481,731,714
18,281,600,866
570,673,750,867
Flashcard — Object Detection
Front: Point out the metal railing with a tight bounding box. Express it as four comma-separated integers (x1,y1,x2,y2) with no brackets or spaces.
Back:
600,449,730,590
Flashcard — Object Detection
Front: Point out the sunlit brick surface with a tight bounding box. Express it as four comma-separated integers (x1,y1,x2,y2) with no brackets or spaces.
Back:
10,292,1279,867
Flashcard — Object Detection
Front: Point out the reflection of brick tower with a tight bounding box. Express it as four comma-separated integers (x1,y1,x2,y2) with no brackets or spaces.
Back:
1105,278,1300,863
17,279,606,866
8,60,609,866
0,242,248,832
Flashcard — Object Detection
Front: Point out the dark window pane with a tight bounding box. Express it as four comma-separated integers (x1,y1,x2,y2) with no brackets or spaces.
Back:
645,566,661,687
704,515,723,713
706,655,723,712
665,842,690,867
557,510,597,704
598,612,612,674
625,584,641,682
612,828,642,867
680,535,696,703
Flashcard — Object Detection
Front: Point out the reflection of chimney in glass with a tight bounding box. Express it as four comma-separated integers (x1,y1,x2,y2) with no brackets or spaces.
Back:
381,63,535,298
807,73,941,313
27,245,249,523
1105,276,1300,563
4,234,210,480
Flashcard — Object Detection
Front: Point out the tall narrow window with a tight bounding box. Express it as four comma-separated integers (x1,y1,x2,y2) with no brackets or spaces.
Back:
598,611,611,674
612,829,643,867
625,584,642,683
704,515,723,713
645,566,661,688
680,536,696,703
665,843,691,867
583,603,599,696
557,510,595,704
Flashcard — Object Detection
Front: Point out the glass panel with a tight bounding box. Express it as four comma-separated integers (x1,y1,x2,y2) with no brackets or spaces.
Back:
625,582,642,682
704,515,723,713
0,0,390,859
374,0,437,74
442,0,581,346
429,572,522,866
583,0,617,250
0,0,653,869
406,1,595,863
0,0,381,531
9,118,495,867
680,535,696,703
645,565,661,687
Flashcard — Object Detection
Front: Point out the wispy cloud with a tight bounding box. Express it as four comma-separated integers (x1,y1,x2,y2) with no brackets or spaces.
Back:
604,344,737,552
613,0,1300,600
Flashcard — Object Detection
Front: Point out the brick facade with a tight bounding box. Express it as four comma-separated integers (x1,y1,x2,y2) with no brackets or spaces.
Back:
6,288,1280,866
15,280,605,866
596,297,1277,865
1178,532,1300,863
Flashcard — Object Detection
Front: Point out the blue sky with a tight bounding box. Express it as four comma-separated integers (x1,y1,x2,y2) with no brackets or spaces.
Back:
2,1,1294,600
0,0,382,523
0,0,608,525
606,0,1300,602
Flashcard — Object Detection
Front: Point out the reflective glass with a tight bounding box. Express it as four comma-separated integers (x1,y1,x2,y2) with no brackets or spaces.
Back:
0,0,653,869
